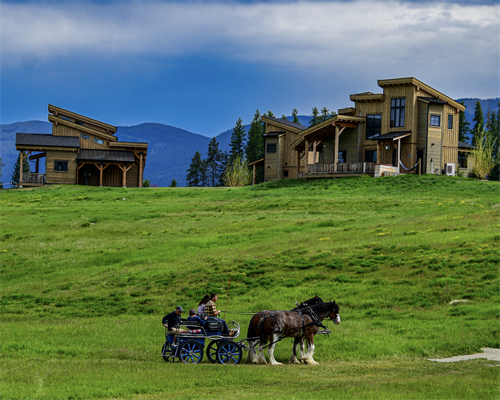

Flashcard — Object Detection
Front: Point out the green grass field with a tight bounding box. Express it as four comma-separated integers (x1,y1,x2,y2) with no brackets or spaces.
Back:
1,175,499,399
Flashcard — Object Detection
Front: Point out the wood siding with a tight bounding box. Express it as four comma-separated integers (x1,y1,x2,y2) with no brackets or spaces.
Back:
46,151,77,184
52,124,110,149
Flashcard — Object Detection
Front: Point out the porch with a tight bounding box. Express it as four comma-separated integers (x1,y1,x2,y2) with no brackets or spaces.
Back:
19,173,46,186
298,162,376,178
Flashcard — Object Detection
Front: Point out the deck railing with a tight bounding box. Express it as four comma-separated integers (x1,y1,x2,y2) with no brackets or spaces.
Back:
21,173,46,184
303,162,376,176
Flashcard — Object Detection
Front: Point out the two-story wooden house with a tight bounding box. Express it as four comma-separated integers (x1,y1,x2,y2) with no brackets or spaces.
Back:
15,105,148,187
263,77,466,181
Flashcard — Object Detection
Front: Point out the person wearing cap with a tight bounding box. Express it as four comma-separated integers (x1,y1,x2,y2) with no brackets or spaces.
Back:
162,306,188,342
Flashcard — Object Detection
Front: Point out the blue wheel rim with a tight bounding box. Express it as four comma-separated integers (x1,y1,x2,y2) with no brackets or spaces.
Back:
217,343,242,365
180,342,202,364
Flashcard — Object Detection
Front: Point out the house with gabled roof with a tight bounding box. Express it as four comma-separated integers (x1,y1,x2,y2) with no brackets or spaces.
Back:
15,105,148,187
262,77,467,181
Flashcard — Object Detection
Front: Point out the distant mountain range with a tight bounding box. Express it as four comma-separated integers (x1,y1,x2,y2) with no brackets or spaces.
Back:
1,99,497,187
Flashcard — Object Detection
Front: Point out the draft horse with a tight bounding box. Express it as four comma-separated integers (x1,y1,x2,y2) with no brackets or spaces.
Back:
255,301,340,365
246,295,326,364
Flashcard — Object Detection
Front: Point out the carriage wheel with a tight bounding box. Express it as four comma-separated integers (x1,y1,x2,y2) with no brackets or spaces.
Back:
216,342,243,365
178,340,204,364
206,340,219,363
161,342,178,363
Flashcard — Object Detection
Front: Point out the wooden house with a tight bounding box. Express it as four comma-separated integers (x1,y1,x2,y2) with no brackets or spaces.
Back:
15,105,148,187
263,77,466,181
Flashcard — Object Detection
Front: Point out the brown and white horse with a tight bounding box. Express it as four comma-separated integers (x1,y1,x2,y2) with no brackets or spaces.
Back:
246,295,323,364
254,301,340,365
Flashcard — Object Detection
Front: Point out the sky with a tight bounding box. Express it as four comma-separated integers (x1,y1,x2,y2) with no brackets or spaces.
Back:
1,0,498,137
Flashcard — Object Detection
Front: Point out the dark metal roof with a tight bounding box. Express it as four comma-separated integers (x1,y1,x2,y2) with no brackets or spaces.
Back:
368,131,412,141
418,96,448,105
16,133,80,148
458,141,474,149
264,116,306,131
77,149,135,163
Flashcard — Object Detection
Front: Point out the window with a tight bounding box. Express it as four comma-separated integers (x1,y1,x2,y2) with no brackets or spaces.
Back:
458,153,467,168
366,114,382,139
430,115,441,127
59,115,71,122
390,98,405,127
365,150,377,163
267,144,276,153
338,151,346,163
448,115,453,129
284,170,289,178
80,134,90,140
55,161,68,172
94,138,104,145
75,120,85,126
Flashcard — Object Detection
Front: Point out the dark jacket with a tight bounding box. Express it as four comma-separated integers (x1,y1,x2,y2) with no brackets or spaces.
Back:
162,311,181,329
187,315,206,326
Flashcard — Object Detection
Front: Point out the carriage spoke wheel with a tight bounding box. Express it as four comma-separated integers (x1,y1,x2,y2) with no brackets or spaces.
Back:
179,340,204,364
206,340,219,363
161,342,178,363
216,342,242,365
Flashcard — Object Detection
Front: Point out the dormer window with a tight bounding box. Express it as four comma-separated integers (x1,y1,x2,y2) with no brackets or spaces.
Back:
94,138,104,145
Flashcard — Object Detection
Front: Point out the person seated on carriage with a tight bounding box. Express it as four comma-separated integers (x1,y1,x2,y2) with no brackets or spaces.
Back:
197,295,210,316
186,308,207,333
205,293,234,336
162,306,188,345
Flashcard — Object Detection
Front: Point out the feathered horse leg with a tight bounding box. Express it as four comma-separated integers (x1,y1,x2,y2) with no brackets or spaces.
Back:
289,337,302,364
301,331,319,365
268,333,283,365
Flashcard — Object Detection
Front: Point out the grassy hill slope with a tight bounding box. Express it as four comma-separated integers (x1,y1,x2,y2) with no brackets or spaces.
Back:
1,175,499,399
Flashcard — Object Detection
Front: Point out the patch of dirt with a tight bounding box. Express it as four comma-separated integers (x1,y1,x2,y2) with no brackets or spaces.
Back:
428,348,500,363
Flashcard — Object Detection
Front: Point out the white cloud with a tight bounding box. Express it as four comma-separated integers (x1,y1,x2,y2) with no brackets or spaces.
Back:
2,1,498,97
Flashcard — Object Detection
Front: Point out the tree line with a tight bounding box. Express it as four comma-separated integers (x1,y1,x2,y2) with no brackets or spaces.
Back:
186,107,337,187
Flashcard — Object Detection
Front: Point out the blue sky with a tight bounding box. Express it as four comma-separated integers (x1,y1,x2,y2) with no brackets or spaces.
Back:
1,0,498,137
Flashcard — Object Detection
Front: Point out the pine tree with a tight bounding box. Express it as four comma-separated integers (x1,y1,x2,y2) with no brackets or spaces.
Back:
292,108,300,125
281,114,288,120
199,159,208,187
472,101,484,146
216,150,229,187
169,179,178,187
458,101,470,143
206,137,222,187
309,107,320,127
245,109,264,163
229,118,247,164
0,158,5,189
186,151,203,187
264,111,276,118
11,151,31,184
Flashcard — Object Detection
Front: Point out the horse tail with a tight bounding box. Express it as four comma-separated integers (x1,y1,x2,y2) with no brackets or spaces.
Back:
258,314,269,345
247,314,257,339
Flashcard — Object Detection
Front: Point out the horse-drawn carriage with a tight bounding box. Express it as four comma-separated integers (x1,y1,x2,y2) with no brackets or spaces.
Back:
161,318,249,365
161,297,340,365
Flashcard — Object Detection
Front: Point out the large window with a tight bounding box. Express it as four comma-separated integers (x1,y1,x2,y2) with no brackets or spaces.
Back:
55,161,68,172
267,143,276,153
390,98,405,127
430,115,441,127
448,115,453,130
458,153,467,168
365,150,377,163
366,114,382,139
338,151,346,163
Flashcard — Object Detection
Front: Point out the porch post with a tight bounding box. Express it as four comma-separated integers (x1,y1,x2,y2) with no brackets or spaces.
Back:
252,164,256,185
296,150,300,176
35,158,39,174
397,138,401,173
99,163,103,187
334,125,339,173
377,142,382,164
304,139,309,175
122,165,127,188
312,141,317,164
19,151,24,184
138,153,143,188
